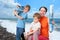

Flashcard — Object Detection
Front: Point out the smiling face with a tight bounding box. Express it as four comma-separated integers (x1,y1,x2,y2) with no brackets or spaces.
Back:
33,17,39,23
23,7,29,13
39,7,47,17
23,5,30,13
33,13,40,23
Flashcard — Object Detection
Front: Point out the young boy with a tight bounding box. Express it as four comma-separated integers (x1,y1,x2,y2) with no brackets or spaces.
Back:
24,13,41,40
14,5,30,40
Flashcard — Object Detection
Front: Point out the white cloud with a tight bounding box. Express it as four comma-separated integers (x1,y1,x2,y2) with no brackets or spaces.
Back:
28,11,38,18
28,8,38,18
0,0,21,6
54,12,60,18
53,8,60,18
46,12,60,18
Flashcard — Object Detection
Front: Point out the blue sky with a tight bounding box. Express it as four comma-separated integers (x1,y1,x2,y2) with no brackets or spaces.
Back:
0,0,60,18
14,0,60,18
14,0,60,10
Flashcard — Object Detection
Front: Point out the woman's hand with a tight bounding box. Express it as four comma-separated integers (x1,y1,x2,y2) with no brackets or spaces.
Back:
52,20,55,25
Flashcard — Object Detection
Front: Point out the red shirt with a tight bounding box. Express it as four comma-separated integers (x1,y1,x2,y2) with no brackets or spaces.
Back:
39,16,49,38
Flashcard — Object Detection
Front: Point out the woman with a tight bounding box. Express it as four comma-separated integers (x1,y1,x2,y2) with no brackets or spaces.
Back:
39,6,49,40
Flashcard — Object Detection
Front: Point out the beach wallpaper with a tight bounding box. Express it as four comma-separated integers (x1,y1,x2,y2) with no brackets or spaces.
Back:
0,0,60,40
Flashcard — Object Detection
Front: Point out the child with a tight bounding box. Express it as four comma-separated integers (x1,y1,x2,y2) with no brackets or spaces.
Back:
14,5,24,15
14,5,31,40
24,13,41,40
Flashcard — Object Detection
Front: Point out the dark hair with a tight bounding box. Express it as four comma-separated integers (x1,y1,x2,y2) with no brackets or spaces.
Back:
25,5,31,11
33,13,41,19
17,5,20,7
39,6,47,12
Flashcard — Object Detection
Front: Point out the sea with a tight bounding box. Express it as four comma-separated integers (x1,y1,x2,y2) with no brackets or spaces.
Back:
0,18,60,40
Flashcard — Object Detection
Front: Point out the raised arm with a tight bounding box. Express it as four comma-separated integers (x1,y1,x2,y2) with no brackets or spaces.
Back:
13,10,24,20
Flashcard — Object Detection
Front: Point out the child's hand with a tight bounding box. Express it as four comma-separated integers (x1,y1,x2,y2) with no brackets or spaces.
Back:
13,10,18,16
30,30,33,32
27,32,33,36
26,32,30,35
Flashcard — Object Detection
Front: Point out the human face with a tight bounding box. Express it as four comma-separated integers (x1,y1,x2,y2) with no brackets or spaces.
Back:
33,17,39,23
39,8,46,17
23,7,29,13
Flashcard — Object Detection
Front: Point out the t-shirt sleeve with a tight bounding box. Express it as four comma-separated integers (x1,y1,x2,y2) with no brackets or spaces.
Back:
37,22,41,29
30,22,34,27
22,14,27,19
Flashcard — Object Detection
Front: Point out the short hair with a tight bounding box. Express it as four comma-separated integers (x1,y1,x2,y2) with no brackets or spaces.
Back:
39,6,47,12
25,5,31,11
17,5,20,7
33,13,41,19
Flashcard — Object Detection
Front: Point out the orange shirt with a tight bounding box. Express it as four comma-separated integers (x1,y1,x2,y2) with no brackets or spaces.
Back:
39,16,49,38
